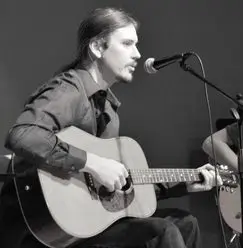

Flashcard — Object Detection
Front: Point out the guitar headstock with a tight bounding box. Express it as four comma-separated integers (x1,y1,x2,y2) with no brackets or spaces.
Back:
218,166,238,188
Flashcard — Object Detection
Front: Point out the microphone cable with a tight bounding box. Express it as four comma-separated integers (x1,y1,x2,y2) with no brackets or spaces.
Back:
182,51,228,248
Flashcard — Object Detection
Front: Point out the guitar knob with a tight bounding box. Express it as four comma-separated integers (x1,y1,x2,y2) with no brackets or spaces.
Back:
235,212,242,219
226,186,230,192
25,185,31,191
220,165,228,170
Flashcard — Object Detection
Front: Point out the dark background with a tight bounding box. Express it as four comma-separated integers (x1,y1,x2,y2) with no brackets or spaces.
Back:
1,0,243,247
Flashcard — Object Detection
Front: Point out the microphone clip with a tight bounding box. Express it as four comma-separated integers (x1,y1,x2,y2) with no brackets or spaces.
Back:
179,52,193,71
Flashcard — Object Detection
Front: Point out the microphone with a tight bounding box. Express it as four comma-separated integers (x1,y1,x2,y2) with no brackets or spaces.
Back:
144,53,190,74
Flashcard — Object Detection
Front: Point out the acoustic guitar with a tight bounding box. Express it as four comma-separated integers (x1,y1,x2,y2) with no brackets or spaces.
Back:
12,126,237,248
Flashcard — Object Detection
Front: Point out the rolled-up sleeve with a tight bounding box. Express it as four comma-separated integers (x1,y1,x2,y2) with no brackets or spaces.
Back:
5,75,88,173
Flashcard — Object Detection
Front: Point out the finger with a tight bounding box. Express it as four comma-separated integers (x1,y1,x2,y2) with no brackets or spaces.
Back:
201,163,215,171
200,169,208,185
200,169,211,188
208,170,222,187
115,180,122,190
106,183,115,192
217,174,223,186
187,183,204,192
119,175,127,187
208,169,216,179
123,167,129,178
208,170,217,187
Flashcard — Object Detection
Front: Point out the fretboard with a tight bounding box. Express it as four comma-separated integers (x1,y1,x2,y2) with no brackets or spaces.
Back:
129,168,202,184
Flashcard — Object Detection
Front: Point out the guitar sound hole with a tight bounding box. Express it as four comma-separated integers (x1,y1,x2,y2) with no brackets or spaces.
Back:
99,177,133,198
98,177,135,212
121,177,132,192
99,186,115,199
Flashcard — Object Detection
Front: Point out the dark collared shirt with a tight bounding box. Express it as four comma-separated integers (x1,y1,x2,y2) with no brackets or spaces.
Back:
4,68,188,198
5,69,120,173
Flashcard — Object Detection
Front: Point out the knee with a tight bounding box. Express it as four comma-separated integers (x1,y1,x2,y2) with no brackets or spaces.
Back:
150,218,181,236
182,214,200,233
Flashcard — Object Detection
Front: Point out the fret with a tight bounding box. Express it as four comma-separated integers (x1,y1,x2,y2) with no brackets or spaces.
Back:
184,169,189,182
155,169,160,182
164,169,168,182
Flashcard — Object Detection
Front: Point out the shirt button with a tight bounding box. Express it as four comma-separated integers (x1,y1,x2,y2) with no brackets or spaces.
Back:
71,166,76,171
100,90,107,97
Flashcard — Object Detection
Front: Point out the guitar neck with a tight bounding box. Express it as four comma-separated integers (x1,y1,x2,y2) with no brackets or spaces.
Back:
129,168,202,185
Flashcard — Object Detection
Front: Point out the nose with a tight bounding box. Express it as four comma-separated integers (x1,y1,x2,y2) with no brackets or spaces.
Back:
132,46,141,60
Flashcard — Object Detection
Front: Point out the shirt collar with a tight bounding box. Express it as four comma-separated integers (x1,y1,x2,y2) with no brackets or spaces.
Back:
75,69,121,109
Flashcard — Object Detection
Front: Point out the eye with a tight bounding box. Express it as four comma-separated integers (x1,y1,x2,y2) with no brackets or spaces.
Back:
123,40,133,46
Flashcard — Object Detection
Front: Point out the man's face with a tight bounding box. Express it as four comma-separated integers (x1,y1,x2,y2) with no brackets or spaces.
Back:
100,24,141,83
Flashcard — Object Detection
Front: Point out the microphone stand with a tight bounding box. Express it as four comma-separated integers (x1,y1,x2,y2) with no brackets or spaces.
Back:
0,173,17,182
180,60,243,246
0,155,28,182
0,154,15,182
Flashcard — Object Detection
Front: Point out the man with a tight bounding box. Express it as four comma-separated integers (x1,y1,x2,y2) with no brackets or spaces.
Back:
202,122,238,170
1,7,222,248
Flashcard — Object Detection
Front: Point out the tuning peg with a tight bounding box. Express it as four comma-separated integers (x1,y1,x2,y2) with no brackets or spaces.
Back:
219,164,228,171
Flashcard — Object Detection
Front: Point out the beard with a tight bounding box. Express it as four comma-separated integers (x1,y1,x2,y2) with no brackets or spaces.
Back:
115,76,132,84
115,68,134,84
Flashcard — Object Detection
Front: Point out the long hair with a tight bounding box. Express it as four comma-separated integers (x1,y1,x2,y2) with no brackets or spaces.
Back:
58,7,139,73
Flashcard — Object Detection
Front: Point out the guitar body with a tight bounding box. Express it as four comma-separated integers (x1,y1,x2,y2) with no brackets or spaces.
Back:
219,185,242,233
12,126,157,247
12,160,79,248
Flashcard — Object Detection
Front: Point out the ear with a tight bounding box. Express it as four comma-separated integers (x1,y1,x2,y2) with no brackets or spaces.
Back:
89,38,105,59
